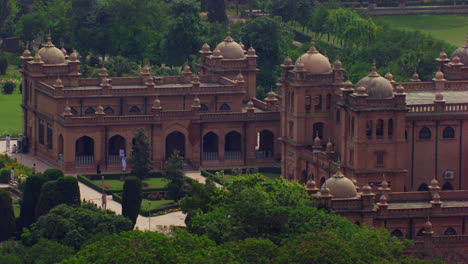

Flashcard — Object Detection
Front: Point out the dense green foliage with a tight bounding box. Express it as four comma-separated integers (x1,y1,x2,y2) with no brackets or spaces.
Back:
129,128,153,179
206,0,227,24
0,55,8,75
30,203,133,249
121,176,142,227
43,168,64,181
0,238,75,264
2,81,15,94
56,176,81,207
0,190,15,241
163,151,188,202
19,174,47,228
34,176,80,218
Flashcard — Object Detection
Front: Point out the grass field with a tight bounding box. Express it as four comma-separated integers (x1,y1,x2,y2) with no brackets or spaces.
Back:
0,64,22,137
141,199,176,211
97,177,169,191
13,198,20,218
374,15,468,47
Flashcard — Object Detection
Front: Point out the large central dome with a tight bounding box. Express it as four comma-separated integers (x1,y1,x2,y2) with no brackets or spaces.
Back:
356,62,394,99
215,36,245,59
295,40,331,74
321,167,357,198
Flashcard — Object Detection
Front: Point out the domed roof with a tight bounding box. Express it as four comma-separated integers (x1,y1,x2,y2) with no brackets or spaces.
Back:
321,167,358,198
295,40,331,74
215,35,245,59
451,36,468,65
356,61,394,99
37,34,66,64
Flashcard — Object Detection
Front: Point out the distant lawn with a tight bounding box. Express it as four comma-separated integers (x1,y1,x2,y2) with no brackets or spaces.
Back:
375,15,468,47
13,198,20,218
97,177,169,191
0,64,22,137
223,172,281,184
141,199,176,211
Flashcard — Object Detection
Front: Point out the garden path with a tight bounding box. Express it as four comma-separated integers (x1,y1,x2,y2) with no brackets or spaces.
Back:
0,139,193,231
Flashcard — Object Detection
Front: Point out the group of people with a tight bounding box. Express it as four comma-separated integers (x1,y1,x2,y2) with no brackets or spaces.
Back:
4,135,18,154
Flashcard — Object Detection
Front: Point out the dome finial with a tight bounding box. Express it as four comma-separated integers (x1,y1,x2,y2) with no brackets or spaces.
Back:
225,23,233,42
307,35,319,54
368,59,379,77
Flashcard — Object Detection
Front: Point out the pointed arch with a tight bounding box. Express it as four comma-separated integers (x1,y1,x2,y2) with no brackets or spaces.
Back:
129,106,141,113
256,130,274,159
416,228,425,236
104,107,114,114
417,183,429,191
166,131,185,159
75,136,94,164
85,107,95,115
444,227,457,236
225,131,242,160
108,135,126,164
442,182,454,190
419,127,431,139
203,132,219,160
391,229,404,238
443,126,455,139
219,103,231,111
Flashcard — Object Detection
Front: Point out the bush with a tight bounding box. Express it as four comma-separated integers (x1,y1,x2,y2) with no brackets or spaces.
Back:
0,56,7,75
57,176,81,207
2,81,15,94
0,190,15,241
35,181,61,218
43,169,64,181
122,176,142,228
20,174,47,228
0,168,10,183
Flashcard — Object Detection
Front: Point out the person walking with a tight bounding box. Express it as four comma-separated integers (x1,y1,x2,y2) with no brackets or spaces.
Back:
5,134,11,153
121,155,127,172
101,192,107,210
10,167,15,184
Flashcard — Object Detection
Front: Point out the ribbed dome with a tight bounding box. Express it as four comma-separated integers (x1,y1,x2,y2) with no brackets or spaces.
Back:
37,35,65,64
215,36,245,59
356,62,394,99
321,167,358,198
451,38,468,65
295,40,331,74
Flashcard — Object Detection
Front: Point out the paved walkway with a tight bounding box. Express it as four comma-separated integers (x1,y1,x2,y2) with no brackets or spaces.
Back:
0,140,198,231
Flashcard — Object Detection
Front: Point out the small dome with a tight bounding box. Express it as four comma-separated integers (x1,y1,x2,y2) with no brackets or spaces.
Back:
451,55,462,65
430,178,439,187
152,98,162,110
322,167,358,198
33,53,42,63
236,72,245,82
295,40,331,74
384,72,394,82
438,50,448,61
434,70,445,80
362,184,373,194
424,219,433,233
69,50,78,61
356,62,394,99
183,65,191,73
411,72,421,82
95,105,105,115
192,74,200,83
247,46,256,56
283,56,293,66
37,35,66,64
334,59,342,69
54,78,63,88
355,86,368,96
450,38,468,65
247,99,254,110
192,96,201,108
395,84,405,94
201,43,211,52
266,90,277,102
215,35,245,59
63,105,72,116
23,49,31,57
306,179,317,189
212,48,222,58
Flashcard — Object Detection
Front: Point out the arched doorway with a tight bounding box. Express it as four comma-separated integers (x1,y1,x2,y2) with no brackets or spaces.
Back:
58,135,64,162
442,182,454,190
256,130,274,159
166,131,185,159
108,135,126,164
225,131,242,160
75,136,94,164
202,132,218,160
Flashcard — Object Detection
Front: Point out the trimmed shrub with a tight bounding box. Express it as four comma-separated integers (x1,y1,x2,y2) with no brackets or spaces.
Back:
0,168,10,183
57,176,81,207
0,190,15,241
43,168,64,181
122,176,142,228
35,181,61,218
0,56,7,75
20,174,47,227
2,81,15,94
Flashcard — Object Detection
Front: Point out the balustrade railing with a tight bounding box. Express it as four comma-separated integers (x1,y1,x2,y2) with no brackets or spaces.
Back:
108,155,121,164
225,151,242,160
75,155,94,165
202,152,219,160
255,150,274,159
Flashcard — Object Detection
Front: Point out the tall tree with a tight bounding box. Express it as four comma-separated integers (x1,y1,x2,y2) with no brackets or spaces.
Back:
129,128,153,179
20,174,47,228
206,0,227,24
0,190,15,242
161,0,203,66
57,176,81,207
122,176,142,228
35,181,62,218
164,151,188,202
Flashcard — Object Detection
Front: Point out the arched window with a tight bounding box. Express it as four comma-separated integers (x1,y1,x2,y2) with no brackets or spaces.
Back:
314,94,322,111
444,227,457,236
85,107,95,115
326,93,331,110
104,107,114,114
108,135,126,164
366,120,373,138
129,106,141,113
313,122,324,140
443,126,455,139
75,136,94,164
391,229,404,238
419,127,431,139
442,182,454,190
376,119,384,138
225,131,242,160
219,103,231,111
418,183,429,191
256,130,274,159
200,104,209,111
202,132,219,160
388,119,393,138
70,107,78,115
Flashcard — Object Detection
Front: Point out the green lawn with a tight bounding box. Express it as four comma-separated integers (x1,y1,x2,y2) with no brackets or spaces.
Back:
0,64,22,137
141,199,176,211
13,198,20,218
222,172,281,184
374,15,468,47
97,177,169,191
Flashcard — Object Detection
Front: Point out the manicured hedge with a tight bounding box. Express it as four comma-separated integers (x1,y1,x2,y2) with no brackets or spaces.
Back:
77,174,169,195
201,167,282,186
112,192,179,217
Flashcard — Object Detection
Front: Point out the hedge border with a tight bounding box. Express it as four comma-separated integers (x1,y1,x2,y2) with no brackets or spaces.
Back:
201,167,281,185
112,191,179,216
77,174,169,195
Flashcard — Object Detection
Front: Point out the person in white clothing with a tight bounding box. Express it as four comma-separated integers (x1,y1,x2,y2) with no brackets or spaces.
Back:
10,167,15,184
121,155,127,172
